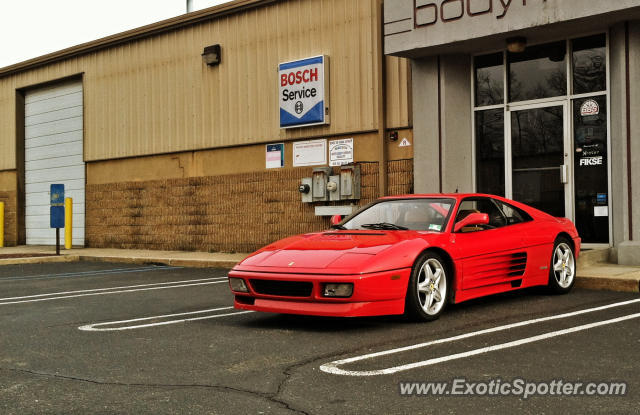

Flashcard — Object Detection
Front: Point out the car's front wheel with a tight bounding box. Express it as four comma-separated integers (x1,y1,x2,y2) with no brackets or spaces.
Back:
547,237,576,294
405,251,450,321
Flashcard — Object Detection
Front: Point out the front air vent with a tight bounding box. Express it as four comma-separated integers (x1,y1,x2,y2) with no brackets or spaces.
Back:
322,232,386,236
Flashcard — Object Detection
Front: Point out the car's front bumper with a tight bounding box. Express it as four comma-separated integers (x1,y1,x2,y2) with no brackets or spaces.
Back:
228,267,412,317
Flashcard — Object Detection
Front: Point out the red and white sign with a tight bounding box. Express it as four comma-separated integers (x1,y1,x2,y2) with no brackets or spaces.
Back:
580,99,600,117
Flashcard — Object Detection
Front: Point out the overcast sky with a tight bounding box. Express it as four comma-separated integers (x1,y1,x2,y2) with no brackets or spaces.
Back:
0,0,229,68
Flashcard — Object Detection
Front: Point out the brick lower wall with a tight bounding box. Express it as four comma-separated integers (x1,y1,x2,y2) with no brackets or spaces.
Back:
86,160,413,252
0,191,17,246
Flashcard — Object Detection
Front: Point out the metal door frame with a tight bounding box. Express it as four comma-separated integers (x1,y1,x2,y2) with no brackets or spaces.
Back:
505,100,573,222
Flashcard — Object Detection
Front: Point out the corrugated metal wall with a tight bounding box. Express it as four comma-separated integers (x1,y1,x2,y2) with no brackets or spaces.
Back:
0,0,410,171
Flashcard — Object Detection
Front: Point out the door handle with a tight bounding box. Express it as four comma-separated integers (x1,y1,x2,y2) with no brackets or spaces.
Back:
559,165,568,184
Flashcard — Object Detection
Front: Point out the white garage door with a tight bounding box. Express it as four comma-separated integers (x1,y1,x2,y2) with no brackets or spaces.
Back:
25,80,85,246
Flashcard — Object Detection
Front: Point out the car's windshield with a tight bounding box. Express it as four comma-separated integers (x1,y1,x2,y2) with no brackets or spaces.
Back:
341,198,455,231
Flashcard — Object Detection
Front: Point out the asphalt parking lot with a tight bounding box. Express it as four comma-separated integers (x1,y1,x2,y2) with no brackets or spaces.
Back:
0,261,638,414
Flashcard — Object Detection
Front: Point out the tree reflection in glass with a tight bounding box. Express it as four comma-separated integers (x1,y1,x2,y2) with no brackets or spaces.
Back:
475,53,504,106
509,41,567,102
573,34,606,94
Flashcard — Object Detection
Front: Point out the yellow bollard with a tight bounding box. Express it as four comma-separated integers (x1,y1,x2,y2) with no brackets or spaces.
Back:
0,201,4,248
65,198,73,250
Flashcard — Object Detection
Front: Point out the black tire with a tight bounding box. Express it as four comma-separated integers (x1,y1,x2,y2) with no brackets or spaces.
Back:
547,237,576,294
405,251,451,321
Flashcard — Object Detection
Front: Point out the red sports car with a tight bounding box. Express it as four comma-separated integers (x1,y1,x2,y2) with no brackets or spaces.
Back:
228,194,580,321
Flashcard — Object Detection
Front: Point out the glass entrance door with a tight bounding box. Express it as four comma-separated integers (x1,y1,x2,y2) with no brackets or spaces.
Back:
507,102,571,219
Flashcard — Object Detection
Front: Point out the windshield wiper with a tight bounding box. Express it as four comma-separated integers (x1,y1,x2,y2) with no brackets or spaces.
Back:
331,224,347,230
361,222,409,230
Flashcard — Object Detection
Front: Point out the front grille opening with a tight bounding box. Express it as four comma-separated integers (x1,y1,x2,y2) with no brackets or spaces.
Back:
249,280,313,297
235,295,255,305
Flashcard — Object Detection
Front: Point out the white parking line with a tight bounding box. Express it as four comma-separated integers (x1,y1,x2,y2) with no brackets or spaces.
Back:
79,307,253,331
0,266,183,282
0,277,229,306
320,298,640,376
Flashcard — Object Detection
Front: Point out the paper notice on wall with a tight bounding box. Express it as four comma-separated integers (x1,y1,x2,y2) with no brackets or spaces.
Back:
329,138,354,166
594,206,608,217
266,143,284,169
293,139,327,166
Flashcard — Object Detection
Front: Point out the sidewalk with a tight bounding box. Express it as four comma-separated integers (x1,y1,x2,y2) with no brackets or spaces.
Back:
0,245,247,269
0,245,638,293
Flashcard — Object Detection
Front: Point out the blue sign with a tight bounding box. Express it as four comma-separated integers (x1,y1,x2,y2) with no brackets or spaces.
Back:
50,184,65,228
279,56,328,129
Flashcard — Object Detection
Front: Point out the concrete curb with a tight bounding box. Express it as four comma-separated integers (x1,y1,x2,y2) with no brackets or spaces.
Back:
0,255,80,266
575,276,640,293
77,255,240,269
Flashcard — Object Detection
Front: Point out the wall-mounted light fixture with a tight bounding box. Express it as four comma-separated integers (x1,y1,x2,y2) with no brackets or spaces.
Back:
202,44,221,66
506,36,527,53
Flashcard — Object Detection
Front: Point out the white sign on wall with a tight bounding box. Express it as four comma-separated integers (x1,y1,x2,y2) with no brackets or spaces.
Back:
293,139,327,167
279,56,329,129
265,143,285,169
329,138,354,166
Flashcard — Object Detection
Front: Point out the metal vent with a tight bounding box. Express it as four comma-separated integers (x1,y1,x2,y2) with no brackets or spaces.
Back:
507,252,528,277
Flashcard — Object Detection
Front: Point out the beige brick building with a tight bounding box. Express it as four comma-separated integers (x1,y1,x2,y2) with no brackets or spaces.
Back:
0,0,412,252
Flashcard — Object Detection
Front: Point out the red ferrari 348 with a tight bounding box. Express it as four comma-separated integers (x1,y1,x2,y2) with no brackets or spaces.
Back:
228,194,580,321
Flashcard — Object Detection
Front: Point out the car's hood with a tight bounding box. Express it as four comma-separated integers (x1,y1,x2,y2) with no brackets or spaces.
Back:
234,230,440,274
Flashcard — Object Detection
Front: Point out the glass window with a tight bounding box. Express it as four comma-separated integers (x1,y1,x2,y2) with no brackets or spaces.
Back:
573,34,606,94
343,199,455,231
455,198,507,230
573,95,608,243
475,53,504,106
475,109,505,196
494,200,533,225
509,41,567,102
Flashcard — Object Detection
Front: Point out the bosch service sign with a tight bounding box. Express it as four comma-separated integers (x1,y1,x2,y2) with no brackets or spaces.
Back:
279,56,329,129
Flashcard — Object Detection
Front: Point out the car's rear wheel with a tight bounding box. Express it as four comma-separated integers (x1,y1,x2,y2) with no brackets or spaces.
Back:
547,237,576,294
405,251,450,321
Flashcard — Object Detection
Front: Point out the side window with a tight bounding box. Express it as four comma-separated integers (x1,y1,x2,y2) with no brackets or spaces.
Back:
455,198,507,231
455,200,480,222
482,199,507,228
494,200,533,225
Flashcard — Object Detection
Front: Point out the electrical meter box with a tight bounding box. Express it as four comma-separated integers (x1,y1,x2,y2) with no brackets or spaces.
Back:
312,167,332,201
339,165,361,200
299,177,313,203
327,175,341,201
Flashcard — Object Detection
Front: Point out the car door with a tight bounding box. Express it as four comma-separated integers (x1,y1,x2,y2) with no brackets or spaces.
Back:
450,197,529,291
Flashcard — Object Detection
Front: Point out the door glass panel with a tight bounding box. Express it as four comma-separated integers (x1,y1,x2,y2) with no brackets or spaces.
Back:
475,109,505,196
573,34,606,95
508,41,567,102
511,106,565,217
574,96,609,243
475,53,504,106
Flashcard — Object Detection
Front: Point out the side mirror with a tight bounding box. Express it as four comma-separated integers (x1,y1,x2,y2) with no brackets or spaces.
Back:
330,214,343,226
454,213,489,233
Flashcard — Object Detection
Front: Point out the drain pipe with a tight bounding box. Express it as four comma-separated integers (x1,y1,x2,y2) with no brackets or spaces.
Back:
187,0,194,13
376,0,388,197
625,22,633,240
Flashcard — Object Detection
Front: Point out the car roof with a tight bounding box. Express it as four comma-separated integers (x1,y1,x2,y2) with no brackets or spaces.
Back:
380,193,496,201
